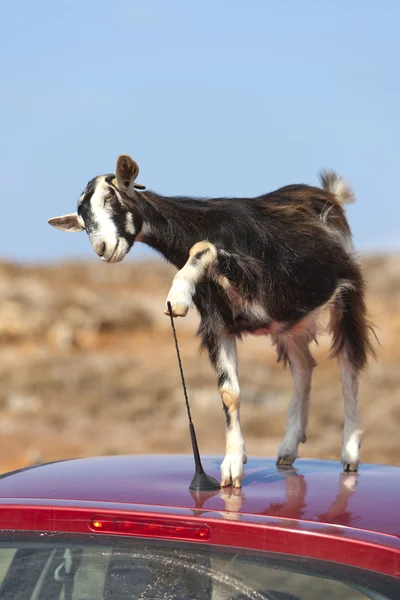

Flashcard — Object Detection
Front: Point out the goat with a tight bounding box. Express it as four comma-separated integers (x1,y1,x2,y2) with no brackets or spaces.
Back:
48,154,374,487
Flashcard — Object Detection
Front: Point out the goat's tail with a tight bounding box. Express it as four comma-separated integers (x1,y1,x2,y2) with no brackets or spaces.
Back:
329,267,376,372
319,169,355,206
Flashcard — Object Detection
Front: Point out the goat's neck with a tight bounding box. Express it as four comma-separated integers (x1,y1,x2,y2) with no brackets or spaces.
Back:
134,191,201,268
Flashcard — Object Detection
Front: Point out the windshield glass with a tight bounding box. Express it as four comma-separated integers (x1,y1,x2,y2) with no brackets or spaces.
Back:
0,537,397,600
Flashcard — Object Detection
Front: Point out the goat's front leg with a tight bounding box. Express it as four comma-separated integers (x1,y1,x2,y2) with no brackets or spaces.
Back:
203,330,247,488
164,241,218,317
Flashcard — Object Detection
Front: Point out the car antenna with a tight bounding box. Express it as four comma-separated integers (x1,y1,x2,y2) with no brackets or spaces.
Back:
167,302,220,491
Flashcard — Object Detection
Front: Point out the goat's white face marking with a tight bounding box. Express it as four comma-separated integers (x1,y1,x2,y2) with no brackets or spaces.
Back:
83,176,137,263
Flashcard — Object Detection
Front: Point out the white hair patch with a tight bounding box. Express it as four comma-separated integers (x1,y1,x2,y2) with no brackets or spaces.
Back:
91,177,118,244
125,212,135,235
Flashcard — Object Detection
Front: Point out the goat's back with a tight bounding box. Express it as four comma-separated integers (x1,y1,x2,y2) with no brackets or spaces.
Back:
194,184,357,330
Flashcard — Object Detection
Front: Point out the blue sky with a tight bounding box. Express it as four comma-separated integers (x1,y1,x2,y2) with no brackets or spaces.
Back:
1,0,399,262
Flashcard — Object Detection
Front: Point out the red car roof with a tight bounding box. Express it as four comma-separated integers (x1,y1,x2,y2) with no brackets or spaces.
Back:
0,455,399,538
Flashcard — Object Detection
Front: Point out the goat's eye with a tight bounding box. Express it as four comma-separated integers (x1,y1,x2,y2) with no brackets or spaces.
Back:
104,193,114,204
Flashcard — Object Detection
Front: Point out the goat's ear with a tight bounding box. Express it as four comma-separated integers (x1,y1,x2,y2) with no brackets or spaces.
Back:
116,154,139,190
47,213,85,232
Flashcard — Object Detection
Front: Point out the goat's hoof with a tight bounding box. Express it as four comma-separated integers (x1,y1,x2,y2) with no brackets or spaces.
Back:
221,453,245,488
276,455,297,467
164,304,189,318
165,281,192,317
277,439,298,467
341,437,361,473
343,462,359,473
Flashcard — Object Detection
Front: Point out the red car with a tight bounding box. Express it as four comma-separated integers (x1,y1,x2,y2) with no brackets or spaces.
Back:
0,455,398,599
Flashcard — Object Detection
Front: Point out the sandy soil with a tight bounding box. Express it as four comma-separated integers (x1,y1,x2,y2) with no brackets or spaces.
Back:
0,254,398,473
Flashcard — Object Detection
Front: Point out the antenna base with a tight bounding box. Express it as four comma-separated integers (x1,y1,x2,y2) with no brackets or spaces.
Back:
189,472,220,492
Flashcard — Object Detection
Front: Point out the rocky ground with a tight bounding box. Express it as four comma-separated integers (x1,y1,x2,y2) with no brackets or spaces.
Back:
0,254,398,473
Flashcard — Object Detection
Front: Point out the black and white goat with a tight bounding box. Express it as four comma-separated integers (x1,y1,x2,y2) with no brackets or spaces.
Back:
48,155,374,487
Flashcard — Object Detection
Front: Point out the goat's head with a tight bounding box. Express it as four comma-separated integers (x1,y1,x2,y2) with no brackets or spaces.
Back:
48,155,145,263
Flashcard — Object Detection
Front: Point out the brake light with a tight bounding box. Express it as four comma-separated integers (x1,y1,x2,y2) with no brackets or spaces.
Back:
89,517,211,541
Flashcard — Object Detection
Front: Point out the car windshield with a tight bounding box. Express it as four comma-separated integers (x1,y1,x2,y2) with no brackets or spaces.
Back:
0,536,397,600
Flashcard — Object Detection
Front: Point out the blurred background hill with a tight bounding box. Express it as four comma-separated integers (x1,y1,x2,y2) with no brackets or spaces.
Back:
0,253,398,472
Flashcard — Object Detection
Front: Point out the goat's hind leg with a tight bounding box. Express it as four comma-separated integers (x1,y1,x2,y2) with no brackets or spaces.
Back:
276,335,316,467
339,352,362,472
329,273,374,472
